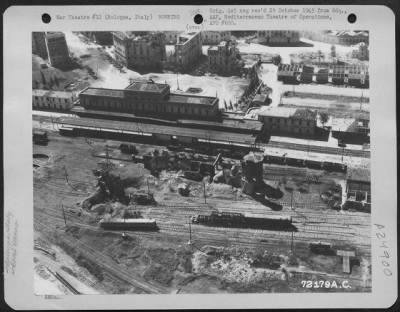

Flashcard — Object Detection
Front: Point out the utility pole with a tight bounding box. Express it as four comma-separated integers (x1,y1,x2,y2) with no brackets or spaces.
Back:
291,231,294,252
203,182,207,204
187,216,192,245
176,73,181,91
63,165,70,186
290,191,294,210
341,146,345,162
61,204,67,228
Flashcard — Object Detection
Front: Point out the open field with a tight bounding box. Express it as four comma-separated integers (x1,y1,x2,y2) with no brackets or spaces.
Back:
34,130,371,294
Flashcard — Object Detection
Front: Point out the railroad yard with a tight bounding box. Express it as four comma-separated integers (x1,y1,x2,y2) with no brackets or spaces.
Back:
34,130,371,294
32,30,371,295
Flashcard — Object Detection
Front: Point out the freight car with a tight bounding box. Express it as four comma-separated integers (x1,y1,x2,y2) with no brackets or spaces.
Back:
309,241,334,255
33,129,49,145
191,212,293,230
99,218,158,231
264,154,286,165
59,127,77,137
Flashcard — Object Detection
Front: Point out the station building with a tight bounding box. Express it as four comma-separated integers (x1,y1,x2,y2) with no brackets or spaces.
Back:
32,89,76,111
258,106,317,136
78,80,220,120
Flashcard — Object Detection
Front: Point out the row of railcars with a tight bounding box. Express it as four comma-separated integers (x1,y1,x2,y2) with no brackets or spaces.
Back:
264,154,347,173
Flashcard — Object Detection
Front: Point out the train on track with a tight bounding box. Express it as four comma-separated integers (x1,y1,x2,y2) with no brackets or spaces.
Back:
264,154,347,173
99,218,159,231
58,120,347,173
191,212,294,231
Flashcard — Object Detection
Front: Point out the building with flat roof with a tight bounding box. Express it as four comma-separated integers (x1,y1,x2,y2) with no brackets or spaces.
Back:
328,64,369,88
32,89,76,111
202,31,231,45
175,32,203,71
78,80,219,120
112,31,166,70
330,115,370,144
45,32,70,69
257,31,301,45
258,106,317,136
345,167,371,211
302,30,369,46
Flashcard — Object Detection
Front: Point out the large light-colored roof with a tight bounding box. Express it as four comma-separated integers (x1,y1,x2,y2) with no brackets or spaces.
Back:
168,94,217,106
80,88,125,98
125,81,169,93
258,106,296,118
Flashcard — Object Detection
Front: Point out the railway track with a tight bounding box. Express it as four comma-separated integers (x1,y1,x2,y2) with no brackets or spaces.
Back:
47,268,81,295
265,141,370,158
34,214,168,294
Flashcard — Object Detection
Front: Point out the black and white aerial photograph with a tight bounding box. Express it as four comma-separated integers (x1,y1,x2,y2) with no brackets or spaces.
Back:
32,30,371,295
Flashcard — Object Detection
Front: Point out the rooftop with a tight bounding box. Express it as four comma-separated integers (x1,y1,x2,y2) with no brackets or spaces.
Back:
80,88,125,98
252,94,268,103
125,81,169,93
258,106,317,120
292,108,317,120
59,117,256,145
33,89,74,98
112,31,148,40
176,32,200,45
168,94,217,106
46,32,66,39
258,106,296,118
243,152,264,163
178,118,263,132
347,167,370,182
331,116,369,133
330,30,369,38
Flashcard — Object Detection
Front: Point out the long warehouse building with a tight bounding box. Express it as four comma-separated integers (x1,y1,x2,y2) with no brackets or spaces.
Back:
78,80,220,121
